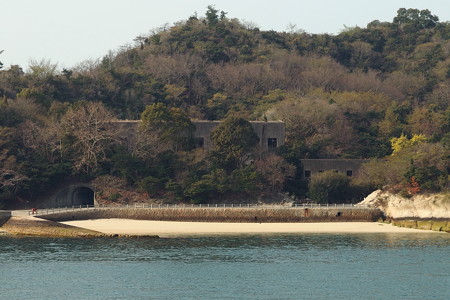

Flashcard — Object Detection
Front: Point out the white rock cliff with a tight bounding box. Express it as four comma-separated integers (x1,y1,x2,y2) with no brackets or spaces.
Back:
360,190,450,219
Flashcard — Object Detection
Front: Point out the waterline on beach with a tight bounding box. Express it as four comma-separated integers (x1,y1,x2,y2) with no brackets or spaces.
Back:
62,219,439,237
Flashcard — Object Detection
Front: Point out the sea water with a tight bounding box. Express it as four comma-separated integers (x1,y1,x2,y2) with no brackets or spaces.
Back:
0,233,449,300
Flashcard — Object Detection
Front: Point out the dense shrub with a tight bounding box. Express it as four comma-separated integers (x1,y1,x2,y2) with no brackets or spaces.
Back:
184,179,215,204
138,176,164,196
307,171,351,203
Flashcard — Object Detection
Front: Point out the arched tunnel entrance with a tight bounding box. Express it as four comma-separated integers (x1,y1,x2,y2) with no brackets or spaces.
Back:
72,187,95,206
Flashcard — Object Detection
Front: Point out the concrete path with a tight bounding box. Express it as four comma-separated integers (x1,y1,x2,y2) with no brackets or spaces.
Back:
11,210,32,217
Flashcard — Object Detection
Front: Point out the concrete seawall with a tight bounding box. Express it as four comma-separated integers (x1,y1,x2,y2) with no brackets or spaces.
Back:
0,211,11,226
390,219,450,232
1,216,106,237
40,207,383,223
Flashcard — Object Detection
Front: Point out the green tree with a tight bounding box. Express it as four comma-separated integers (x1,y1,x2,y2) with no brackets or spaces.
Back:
390,134,427,155
229,166,260,195
307,170,351,203
357,142,449,192
184,178,214,203
205,5,219,26
393,8,439,30
404,165,446,192
141,103,195,151
205,5,226,26
138,176,164,196
209,116,259,171
206,93,230,119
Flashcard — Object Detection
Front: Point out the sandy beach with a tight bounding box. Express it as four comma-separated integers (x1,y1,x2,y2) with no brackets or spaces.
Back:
61,219,440,237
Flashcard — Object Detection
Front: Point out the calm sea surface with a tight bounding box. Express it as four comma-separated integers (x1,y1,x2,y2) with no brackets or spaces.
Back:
1,233,449,300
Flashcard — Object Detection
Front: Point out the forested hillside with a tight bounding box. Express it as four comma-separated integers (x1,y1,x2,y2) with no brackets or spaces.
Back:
0,7,449,207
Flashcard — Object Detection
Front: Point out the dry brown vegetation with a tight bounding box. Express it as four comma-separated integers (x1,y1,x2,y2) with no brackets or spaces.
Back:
1,7,449,207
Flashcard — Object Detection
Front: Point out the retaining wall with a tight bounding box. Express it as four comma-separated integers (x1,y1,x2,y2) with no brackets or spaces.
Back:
41,207,382,223
0,211,11,226
38,184,97,208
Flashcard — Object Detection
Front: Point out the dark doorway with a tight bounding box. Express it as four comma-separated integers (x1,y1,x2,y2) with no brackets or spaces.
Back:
268,138,277,149
197,137,205,148
72,187,95,206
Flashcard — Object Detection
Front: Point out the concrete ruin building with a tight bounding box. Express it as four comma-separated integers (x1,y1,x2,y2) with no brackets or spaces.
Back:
299,159,370,179
191,120,285,152
36,120,372,208
114,120,286,153
114,120,369,178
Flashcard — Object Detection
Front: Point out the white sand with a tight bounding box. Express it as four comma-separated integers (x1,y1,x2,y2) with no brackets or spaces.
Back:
61,219,441,237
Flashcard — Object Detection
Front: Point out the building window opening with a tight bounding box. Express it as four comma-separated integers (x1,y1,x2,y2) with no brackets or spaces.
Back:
304,170,311,178
197,137,204,148
346,170,353,176
268,138,277,149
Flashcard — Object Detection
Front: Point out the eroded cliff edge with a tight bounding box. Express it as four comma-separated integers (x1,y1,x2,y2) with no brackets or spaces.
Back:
360,190,450,232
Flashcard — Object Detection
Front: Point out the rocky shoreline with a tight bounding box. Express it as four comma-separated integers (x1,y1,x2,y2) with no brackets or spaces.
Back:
390,219,450,232
360,190,450,233
0,216,159,238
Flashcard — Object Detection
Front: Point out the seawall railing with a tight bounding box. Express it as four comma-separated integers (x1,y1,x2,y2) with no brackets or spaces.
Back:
30,203,370,216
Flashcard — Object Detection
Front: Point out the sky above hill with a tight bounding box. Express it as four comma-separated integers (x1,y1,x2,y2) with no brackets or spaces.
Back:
3,0,450,70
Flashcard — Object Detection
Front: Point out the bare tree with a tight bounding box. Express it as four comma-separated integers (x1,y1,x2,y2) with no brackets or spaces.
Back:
255,154,295,193
384,71,426,97
207,63,282,98
19,119,67,163
425,83,450,110
62,102,118,175
407,107,445,136
265,92,361,157
301,56,348,91
27,58,58,83
131,125,172,160
0,149,27,191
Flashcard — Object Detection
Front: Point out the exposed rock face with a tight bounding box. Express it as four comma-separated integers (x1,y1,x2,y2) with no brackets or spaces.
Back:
360,190,450,219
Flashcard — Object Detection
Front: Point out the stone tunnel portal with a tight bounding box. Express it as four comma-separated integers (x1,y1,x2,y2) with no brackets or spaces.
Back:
72,187,95,206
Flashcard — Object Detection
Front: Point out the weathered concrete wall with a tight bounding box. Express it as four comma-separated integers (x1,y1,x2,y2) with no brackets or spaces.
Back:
191,120,219,149
38,184,97,209
0,210,11,226
113,120,285,152
248,121,285,152
192,120,285,151
300,159,369,179
41,207,382,223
